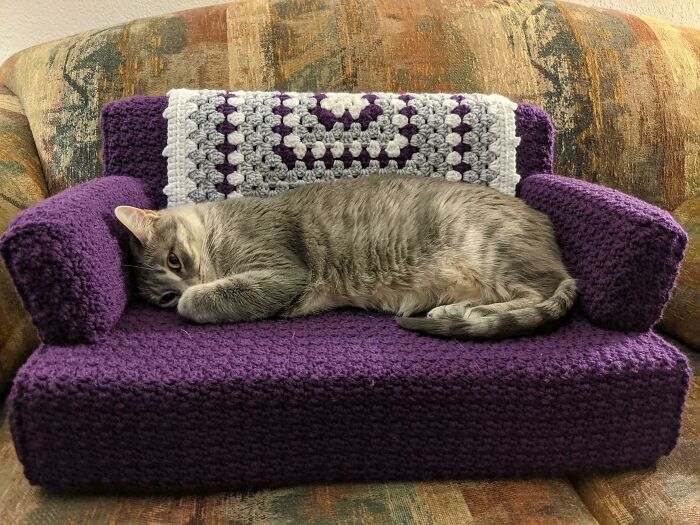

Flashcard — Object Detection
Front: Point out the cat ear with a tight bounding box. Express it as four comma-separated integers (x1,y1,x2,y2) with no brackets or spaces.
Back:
114,206,159,244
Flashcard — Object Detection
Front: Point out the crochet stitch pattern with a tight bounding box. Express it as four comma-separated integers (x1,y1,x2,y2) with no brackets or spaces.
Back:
8,306,690,493
1,97,686,344
162,90,521,206
0,96,690,493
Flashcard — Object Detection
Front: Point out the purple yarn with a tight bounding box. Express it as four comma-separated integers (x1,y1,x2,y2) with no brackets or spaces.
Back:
340,112,354,130
452,105,471,117
273,104,293,117
514,104,554,177
322,150,335,169
313,107,336,130
518,173,688,331
100,96,169,208
302,150,316,169
7,305,689,493
0,177,152,343
215,97,237,196
357,149,371,168
274,144,297,168
341,149,354,168
358,103,383,129
272,124,292,136
399,123,419,138
453,143,471,155
453,123,472,135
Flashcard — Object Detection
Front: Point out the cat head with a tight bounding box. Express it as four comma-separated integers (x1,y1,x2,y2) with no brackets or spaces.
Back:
114,205,204,308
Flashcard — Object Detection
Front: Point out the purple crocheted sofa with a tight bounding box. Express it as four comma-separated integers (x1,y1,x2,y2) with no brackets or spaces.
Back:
1,96,690,494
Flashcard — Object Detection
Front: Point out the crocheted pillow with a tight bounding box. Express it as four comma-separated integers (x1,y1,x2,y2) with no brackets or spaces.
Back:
162,90,524,206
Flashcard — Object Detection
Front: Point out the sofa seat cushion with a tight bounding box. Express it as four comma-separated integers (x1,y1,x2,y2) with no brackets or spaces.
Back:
9,304,689,493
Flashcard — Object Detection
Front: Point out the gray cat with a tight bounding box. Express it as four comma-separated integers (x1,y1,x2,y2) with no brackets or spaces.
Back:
115,175,576,339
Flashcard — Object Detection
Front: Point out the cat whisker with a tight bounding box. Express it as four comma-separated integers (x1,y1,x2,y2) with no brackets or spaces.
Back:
122,263,150,270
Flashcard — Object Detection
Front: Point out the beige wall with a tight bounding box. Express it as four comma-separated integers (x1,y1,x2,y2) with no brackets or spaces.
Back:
569,0,700,29
1,1,698,66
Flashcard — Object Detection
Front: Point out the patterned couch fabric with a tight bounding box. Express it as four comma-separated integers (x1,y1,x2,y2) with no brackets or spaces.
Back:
0,0,697,366
662,197,700,346
0,87,46,396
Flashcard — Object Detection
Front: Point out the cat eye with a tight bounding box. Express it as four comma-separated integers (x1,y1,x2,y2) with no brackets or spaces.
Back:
166,252,181,271
159,292,178,306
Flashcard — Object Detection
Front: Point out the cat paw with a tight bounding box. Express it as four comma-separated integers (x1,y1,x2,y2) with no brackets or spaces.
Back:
427,305,448,319
177,285,214,323
427,301,475,319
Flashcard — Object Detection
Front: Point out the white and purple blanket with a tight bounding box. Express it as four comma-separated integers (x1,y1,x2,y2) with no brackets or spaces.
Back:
162,90,521,206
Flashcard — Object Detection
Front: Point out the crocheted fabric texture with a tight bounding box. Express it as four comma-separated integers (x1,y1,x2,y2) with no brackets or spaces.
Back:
1,96,691,492
519,174,688,332
101,96,553,209
0,177,151,343
1,97,686,343
0,98,552,345
8,305,689,493
162,90,521,206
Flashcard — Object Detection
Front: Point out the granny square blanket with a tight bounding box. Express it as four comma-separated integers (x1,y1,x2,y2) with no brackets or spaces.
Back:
162,89,521,206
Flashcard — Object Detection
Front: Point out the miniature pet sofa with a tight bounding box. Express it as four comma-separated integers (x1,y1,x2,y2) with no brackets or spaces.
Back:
0,95,690,493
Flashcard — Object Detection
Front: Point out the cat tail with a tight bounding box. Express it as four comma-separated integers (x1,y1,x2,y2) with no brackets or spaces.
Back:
395,278,577,339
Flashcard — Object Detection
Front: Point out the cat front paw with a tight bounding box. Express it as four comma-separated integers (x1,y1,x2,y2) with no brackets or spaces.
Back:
177,285,215,323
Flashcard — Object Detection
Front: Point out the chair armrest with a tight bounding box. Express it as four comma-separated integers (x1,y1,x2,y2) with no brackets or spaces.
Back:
518,173,687,332
0,176,154,344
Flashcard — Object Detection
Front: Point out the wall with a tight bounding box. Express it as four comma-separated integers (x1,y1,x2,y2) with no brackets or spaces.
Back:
570,0,700,29
1,0,698,66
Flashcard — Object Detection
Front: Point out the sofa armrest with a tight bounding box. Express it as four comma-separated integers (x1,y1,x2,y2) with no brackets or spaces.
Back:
0,176,153,344
518,173,687,332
